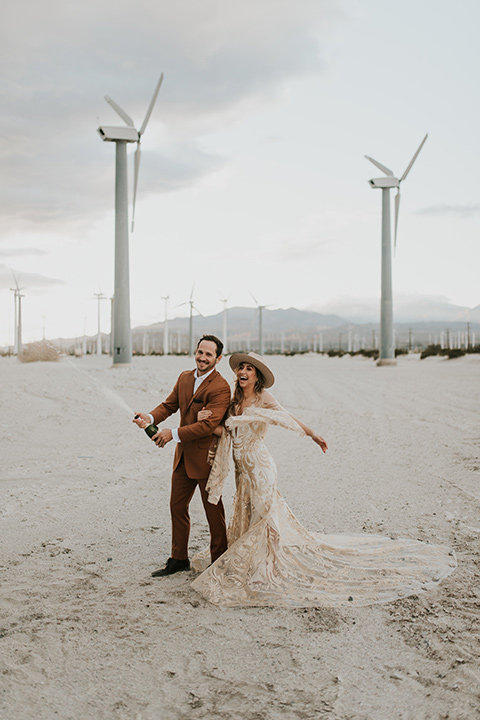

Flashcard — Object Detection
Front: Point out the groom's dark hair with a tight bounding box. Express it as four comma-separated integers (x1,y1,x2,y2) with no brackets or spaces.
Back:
197,334,224,357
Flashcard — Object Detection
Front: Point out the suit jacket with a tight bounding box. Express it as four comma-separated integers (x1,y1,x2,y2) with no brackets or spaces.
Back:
150,368,231,480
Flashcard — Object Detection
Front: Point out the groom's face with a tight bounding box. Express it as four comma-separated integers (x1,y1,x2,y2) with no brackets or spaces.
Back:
195,340,221,375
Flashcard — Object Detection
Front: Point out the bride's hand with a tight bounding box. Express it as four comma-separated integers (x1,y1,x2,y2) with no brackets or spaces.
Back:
312,434,328,453
198,407,213,421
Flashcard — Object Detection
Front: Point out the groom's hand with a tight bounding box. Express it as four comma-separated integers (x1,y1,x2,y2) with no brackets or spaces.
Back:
133,412,150,429
153,428,173,448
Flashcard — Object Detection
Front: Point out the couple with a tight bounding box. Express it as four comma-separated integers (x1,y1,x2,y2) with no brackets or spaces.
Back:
134,335,455,607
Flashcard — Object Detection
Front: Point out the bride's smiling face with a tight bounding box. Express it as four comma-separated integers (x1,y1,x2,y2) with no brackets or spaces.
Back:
236,362,258,391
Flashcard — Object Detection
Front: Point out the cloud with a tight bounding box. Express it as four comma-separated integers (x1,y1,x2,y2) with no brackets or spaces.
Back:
0,0,341,237
0,248,47,259
0,264,66,291
414,204,480,218
274,238,331,263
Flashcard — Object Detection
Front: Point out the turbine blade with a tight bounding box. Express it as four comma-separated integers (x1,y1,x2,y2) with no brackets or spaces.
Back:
189,283,195,301
105,96,135,127
131,143,141,233
11,270,20,289
364,155,394,176
193,305,204,317
400,133,428,182
249,290,259,305
394,190,401,252
139,73,164,136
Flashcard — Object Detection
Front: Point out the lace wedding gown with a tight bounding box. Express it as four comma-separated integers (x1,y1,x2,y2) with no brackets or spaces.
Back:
191,399,456,608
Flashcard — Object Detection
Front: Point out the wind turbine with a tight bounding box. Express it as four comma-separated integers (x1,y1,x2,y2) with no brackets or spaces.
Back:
162,295,169,355
188,287,204,356
10,287,18,355
365,133,428,366
10,273,24,356
250,292,268,356
97,73,164,366
93,291,107,355
176,285,203,356
219,294,230,355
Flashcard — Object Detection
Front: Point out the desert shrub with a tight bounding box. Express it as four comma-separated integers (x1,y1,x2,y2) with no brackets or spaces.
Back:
420,344,466,360
443,348,466,359
420,344,442,359
19,341,61,363
355,349,379,359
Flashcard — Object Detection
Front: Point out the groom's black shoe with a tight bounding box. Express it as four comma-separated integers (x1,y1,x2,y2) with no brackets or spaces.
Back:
151,557,190,577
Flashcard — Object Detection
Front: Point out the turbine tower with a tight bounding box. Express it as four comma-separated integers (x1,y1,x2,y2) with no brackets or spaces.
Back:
365,133,428,366
94,291,107,355
16,290,24,356
220,296,229,354
176,285,203,356
250,292,267,356
10,287,18,355
97,73,164,366
10,273,24,356
187,287,203,356
162,295,169,355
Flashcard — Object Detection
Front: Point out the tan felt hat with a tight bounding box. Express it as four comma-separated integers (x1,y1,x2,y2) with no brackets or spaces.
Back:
228,352,275,388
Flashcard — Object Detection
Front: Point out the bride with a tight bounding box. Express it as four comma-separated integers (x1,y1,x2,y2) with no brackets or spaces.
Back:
191,352,456,608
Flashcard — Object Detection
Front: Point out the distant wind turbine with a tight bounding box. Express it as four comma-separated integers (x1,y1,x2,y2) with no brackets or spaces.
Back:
250,292,269,356
97,73,164,366
176,285,203,356
220,294,231,355
162,295,169,355
9,287,18,355
93,291,107,355
365,133,428,366
10,273,24,355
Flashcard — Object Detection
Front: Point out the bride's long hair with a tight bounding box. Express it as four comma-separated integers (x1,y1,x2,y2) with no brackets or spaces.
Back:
231,365,266,415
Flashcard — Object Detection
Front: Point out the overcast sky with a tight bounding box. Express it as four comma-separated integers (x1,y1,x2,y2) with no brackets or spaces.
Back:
1,0,479,345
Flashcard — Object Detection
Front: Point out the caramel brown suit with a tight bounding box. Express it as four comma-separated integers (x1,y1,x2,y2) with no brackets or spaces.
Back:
151,368,231,562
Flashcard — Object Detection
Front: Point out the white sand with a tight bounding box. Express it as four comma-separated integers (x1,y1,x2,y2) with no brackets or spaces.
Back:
1,353,479,720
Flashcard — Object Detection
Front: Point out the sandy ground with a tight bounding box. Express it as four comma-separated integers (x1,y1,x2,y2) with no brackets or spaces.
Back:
1,352,479,720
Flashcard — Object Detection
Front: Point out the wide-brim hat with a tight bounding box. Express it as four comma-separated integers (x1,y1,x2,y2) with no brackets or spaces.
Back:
229,352,275,388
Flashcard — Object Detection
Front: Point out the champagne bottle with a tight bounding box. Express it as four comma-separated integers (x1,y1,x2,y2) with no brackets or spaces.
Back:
144,423,159,439
135,415,158,440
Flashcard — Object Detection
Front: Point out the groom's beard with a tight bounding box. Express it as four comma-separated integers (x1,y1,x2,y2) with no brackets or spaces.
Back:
195,356,217,375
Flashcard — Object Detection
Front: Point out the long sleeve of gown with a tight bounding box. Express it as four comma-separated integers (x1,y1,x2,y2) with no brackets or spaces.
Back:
205,428,232,505
225,405,306,437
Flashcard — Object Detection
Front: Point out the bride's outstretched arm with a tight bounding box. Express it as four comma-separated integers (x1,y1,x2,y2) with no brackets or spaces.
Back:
262,391,328,453
289,414,328,453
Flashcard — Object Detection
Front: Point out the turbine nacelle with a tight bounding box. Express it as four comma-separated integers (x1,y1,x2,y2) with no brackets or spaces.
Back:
97,126,139,143
368,176,399,189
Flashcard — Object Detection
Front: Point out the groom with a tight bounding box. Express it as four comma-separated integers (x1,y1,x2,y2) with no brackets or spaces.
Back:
133,335,231,577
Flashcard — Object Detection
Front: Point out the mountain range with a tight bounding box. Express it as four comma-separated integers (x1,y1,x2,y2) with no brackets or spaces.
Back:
17,300,478,354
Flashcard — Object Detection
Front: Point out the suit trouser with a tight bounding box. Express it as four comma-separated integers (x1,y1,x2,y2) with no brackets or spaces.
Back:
170,456,228,562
